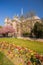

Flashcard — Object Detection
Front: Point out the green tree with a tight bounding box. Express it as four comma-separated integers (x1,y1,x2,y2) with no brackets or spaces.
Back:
0,26,2,28
33,22,43,38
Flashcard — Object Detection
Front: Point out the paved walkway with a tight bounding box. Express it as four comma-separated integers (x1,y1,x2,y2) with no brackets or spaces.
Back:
18,37,43,42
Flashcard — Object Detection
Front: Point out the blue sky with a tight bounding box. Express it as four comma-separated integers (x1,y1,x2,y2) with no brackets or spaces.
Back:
0,0,43,26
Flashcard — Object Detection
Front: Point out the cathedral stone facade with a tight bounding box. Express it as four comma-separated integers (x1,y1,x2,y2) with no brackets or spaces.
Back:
4,15,41,37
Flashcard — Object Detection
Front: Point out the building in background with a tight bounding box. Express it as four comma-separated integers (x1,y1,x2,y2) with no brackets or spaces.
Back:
4,9,41,37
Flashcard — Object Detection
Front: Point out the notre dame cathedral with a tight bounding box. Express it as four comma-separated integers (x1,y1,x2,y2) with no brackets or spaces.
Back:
4,9,41,37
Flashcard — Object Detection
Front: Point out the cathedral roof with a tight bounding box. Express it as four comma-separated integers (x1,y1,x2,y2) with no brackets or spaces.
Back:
13,17,21,22
33,16,40,19
25,16,40,21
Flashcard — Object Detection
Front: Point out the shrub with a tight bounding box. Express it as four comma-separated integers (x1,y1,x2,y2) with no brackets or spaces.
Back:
32,22,43,38
22,33,30,37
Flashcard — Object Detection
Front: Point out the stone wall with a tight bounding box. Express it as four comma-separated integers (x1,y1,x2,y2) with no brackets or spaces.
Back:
4,17,41,37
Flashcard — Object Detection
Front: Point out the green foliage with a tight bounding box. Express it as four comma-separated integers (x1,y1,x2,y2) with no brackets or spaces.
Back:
0,52,4,65
33,22,43,38
23,33,30,37
0,26,2,28
30,55,41,65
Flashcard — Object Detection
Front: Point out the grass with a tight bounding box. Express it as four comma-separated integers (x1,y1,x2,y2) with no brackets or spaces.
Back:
0,38,43,54
0,52,14,65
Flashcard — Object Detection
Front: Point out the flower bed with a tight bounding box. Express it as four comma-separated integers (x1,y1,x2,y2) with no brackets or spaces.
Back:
0,41,43,65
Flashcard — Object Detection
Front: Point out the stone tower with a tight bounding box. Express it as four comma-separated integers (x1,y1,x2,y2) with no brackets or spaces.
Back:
4,18,11,26
21,8,23,15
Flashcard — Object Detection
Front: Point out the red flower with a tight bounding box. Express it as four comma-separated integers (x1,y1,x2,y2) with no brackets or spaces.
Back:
35,53,40,59
16,46,21,50
27,61,31,65
40,55,43,62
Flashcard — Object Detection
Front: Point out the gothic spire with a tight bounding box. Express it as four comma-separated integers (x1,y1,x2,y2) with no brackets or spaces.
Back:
21,8,23,15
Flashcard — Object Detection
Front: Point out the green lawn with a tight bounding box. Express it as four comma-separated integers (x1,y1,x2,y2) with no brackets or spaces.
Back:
0,52,14,65
0,38,43,54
